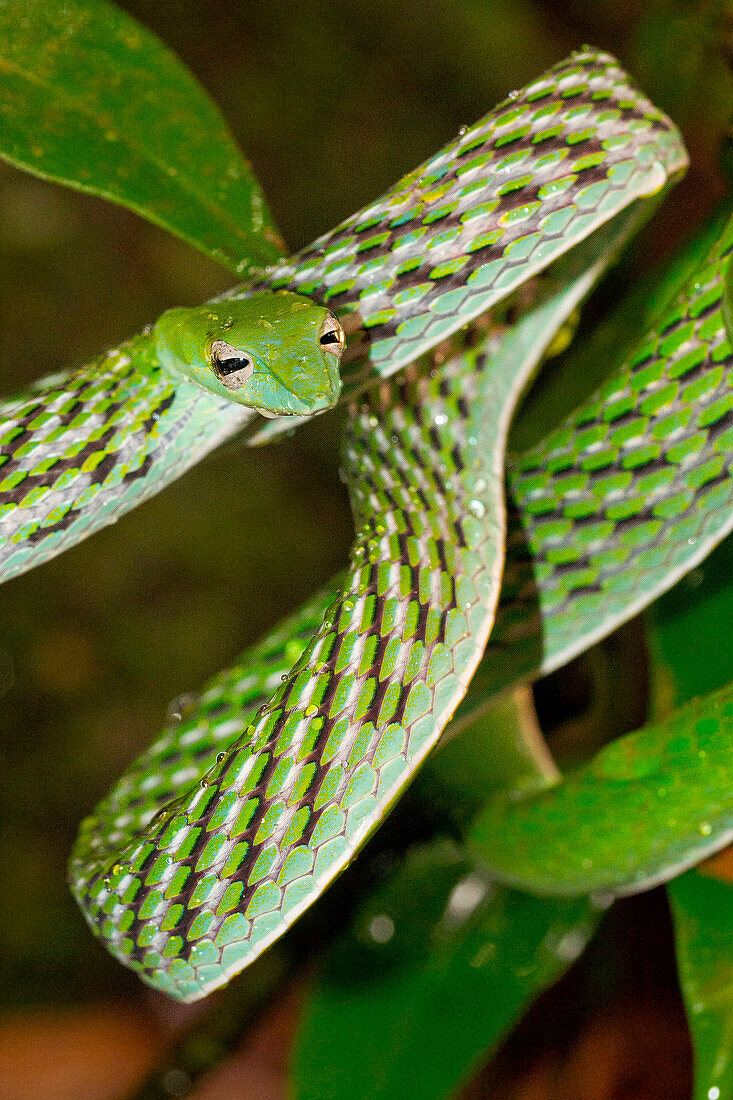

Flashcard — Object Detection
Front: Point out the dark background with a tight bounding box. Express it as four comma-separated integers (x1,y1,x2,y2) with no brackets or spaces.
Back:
0,1,730,1096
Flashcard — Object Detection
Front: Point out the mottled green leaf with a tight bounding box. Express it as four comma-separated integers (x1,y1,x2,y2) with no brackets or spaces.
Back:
292,842,598,1100
469,682,733,895
0,0,284,275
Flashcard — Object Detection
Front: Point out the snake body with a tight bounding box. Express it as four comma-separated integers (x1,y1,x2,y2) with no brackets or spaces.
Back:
460,206,733,711
3,49,731,1001
1,50,682,578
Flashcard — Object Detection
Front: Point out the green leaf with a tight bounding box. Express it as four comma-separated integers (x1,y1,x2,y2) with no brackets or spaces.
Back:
0,0,284,275
469,681,733,895
649,534,733,1100
291,841,598,1100
414,687,558,831
668,871,733,1100
651,535,733,712
631,0,733,134
291,694,588,1100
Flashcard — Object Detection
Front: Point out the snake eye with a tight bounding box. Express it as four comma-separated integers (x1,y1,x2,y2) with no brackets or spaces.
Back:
210,340,255,390
319,314,345,356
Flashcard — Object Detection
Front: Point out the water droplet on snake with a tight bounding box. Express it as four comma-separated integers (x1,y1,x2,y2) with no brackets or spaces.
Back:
639,160,668,198
166,692,199,724
468,499,486,518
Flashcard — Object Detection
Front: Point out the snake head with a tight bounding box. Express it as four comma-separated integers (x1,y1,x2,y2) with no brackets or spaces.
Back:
155,290,344,417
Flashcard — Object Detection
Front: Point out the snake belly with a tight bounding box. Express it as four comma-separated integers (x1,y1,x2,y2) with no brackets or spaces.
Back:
61,52,708,1002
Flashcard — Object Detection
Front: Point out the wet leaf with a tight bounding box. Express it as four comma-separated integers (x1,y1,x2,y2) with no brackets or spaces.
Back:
668,872,733,1100
649,533,733,1100
0,0,284,275
469,682,733,896
291,842,598,1100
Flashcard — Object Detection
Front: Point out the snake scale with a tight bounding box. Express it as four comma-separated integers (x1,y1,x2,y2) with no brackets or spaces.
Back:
2,49,732,1002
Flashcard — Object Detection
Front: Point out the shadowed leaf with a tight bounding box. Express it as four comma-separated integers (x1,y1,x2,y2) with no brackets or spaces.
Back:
291,841,599,1100
650,531,733,1100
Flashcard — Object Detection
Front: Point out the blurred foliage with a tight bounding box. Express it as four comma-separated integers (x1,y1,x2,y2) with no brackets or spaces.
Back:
0,1,731,1098
293,843,599,1100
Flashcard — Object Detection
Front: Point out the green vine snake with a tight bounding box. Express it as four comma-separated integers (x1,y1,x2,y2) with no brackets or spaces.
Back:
2,49,732,1002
